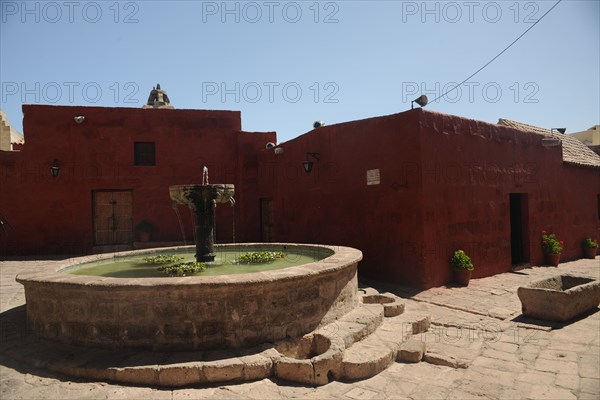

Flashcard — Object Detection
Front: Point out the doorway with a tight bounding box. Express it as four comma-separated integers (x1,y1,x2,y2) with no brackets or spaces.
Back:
260,198,274,242
509,193,529,265
93,190,133,245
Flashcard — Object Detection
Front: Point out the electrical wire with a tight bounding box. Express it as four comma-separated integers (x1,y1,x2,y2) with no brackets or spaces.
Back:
429,0,563,104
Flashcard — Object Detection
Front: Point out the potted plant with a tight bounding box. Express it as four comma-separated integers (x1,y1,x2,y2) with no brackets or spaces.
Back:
541,231,563,266
450,250,474,286
135,220,153,242
582,238,598,259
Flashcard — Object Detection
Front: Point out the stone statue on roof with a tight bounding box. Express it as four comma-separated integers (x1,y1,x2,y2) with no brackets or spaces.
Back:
143,83,174,109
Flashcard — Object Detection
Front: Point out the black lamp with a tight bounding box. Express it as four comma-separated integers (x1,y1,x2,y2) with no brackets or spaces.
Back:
302,152,321,173
411,95,428,109
50,159,60,178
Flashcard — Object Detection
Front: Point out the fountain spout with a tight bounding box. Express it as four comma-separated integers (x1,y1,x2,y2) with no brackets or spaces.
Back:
202,166,209,185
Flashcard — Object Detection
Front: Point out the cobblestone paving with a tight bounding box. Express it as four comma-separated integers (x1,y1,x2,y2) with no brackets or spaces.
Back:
1,257,598,399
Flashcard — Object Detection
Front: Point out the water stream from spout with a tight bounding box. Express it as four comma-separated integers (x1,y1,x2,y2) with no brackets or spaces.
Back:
188,207,197,244
172,203,187,245
202,166,209,185
213,201,217,246
232,203,236,243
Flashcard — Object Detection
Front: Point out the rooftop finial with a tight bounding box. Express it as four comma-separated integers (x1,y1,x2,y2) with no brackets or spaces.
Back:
143,83,174,109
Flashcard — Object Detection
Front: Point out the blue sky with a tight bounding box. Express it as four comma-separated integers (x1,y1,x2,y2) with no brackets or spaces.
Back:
1,0,599,142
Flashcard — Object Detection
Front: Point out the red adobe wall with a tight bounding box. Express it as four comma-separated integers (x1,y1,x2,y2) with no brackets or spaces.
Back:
0,105,276,257
255,111,428,287
2,105,597,288
418,111,600,287
234,132,277,243
550,164,600,258
258,109,599,289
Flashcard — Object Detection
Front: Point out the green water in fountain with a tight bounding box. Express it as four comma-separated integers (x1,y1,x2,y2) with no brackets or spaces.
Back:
67,247,331,278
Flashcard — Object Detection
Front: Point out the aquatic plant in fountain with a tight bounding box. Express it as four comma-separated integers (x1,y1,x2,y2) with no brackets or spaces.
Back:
143,255,184,264
157,261,207,277
234,251,286,264
143,254,205,276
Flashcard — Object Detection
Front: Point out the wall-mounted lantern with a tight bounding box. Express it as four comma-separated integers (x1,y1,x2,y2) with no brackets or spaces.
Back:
50,159,60,178
411,95,428,109
302,152,321,173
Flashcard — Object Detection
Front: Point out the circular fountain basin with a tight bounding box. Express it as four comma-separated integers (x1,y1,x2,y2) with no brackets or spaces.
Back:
16,243,362,351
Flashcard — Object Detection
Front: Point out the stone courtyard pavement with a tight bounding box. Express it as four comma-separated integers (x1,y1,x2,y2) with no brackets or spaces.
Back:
1,257,598,400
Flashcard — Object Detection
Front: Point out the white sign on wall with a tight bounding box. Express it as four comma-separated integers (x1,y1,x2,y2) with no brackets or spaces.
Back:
366,169,380,185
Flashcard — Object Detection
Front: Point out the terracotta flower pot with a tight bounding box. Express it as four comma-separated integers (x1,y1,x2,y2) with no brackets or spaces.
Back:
545,253,561,267
583,247,597,259
453,269,472,286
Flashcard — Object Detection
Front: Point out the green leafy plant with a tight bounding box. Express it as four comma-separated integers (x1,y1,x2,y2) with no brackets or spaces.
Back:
157,261,206,277
234,251,286,264
135,220,153,233
143,254,184,264
450,250,474,271
582,238,599,249
541,231,563,254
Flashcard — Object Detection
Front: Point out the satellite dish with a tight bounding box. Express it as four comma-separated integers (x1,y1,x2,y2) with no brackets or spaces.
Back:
266,142,276,149
74,115,85,124
313,121,325,129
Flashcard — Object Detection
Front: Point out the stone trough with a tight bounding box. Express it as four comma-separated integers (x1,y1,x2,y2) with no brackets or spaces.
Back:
517,274,600,322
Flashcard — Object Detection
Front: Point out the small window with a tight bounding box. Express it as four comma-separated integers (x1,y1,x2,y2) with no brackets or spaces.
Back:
134,142,155,166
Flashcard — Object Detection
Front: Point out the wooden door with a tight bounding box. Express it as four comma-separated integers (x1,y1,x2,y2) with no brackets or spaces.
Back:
260,198,273,242
93,191,133,245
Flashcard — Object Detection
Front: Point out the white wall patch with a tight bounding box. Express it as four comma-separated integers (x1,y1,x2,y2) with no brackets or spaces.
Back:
366,169,380,185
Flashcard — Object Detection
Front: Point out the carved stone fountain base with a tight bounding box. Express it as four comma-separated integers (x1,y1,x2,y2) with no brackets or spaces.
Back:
169,184,235,263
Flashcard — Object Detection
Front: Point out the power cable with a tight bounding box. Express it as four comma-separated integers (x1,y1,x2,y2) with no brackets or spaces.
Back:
429,0,563,104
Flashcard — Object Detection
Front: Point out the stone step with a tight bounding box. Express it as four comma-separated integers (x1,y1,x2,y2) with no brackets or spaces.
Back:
320,303,385,348
340,309,431,380
392,309,432,336
360,291,406,317
54,348,275,387
270,294,416,386
5,336,277,388
340,338,394,380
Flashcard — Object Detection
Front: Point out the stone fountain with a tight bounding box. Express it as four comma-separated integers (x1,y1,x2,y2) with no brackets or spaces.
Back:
13,168,430,388
169,184,234,262
169,167,235,262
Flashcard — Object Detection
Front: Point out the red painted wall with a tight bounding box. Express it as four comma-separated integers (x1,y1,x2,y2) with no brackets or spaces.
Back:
2,105,598,289
254,111,428,287
0,105,275,256
418,111,599,286
257,109,600,288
